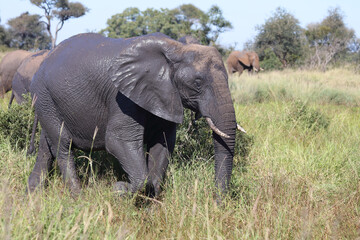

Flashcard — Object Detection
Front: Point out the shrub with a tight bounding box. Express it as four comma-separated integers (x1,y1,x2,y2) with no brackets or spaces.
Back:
174,109,253,165
320,89,356,106
173,109,214,164
288,100,330,132
0,94,37,150
260,48,283,71
235,131,254,159
254,86,271,103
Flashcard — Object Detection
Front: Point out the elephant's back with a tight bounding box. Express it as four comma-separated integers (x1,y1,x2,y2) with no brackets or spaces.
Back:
0,50,32,85
31,33,122,97
30,33,130,147
226,51,240,67
16,50,49,83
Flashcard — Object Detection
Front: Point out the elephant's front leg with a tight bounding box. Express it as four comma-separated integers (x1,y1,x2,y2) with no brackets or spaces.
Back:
146,122,176,197
105,117,148,195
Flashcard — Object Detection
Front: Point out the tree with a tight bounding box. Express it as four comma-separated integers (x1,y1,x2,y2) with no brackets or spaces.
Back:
305,7,355,70
254,7,304,67
171,4,232,45
0,19,11,48
100,4,232,46
260,48,283,70
7,12,51,50
30,0,88,48
350,38,360,72
202,5,232,44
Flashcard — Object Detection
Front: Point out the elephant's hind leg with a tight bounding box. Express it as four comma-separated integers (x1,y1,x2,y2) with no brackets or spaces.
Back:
42,119,81,196
27,130,54,193
52,133,81,196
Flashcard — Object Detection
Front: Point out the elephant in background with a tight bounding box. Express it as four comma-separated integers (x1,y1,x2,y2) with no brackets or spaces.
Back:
226,51,261,76
27,32,240,201
0,50,33,97
178,35,200,44
9,50,50,108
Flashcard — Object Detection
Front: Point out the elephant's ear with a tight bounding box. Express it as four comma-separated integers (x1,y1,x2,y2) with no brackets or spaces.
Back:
248,52,256,65
109,37,183,123
237,53,251,67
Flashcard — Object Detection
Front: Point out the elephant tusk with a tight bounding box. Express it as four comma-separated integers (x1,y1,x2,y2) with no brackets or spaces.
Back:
237,123,246,133
206,118,231,139
260,67,264,71
253,67,259,72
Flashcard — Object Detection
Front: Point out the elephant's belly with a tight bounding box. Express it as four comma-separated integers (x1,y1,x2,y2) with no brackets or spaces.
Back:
71,136,106,151
59,105,109,151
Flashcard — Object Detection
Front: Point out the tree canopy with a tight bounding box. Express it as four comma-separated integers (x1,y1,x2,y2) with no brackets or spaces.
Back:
30,0,88,48
305,7,355,70
253,7,304,68
7,12,51,50
100,4,232,46
0,21,11,48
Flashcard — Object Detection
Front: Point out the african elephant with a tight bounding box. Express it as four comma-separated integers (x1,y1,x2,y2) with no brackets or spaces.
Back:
226,51,261,76
9,50,49,108
178,35,200,44
27,32,240,200
0,50,33,97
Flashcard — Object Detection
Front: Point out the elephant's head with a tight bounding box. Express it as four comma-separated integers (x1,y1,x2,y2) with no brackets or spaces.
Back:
109,33,237,196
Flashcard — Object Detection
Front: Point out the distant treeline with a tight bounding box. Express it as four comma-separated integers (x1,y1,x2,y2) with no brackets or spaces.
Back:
0,2,359,71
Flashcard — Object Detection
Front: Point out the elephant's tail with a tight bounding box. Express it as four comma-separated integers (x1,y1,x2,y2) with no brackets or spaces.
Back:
8,92,14,109
27,113,38,155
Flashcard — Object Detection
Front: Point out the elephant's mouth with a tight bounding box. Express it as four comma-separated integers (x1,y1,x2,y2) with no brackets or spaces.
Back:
195,112,202,120
206,117,230,138
193,110,246,138
205,118,246,138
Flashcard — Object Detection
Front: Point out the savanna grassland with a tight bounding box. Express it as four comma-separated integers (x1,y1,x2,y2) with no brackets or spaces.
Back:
0,61,359,239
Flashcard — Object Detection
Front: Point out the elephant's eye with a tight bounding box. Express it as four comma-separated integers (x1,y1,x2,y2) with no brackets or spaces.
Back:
194,78,202,89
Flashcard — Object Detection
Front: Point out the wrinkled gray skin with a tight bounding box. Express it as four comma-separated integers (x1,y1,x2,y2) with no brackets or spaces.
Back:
0,50,33,97
226,51,260,76
178,35,200,45
28,33,236,200
9,50,50,107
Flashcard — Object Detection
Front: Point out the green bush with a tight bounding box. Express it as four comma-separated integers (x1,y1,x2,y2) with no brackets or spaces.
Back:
173,109,214,164
320,89,356,106
174,109,253,165
0,94,37,150
235,131,254,159
254,86,271,103
260,48,283,71
288,100,330,132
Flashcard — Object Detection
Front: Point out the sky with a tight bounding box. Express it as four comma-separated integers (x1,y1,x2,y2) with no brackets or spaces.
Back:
0,0,359,48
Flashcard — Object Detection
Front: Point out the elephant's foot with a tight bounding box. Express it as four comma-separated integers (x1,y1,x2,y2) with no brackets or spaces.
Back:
27,146,36,156
26,174,44,195
148,178,162,198
68,183,81,198
113,181,130,196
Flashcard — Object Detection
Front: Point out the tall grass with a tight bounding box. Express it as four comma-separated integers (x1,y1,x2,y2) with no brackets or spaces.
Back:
0,69,359,239
230,68,360,106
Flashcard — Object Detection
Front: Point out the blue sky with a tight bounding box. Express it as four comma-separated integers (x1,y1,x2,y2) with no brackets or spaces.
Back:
0,0,359,48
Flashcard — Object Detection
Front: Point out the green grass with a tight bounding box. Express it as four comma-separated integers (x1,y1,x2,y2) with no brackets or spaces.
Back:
0,69,360,239
230,69,360,106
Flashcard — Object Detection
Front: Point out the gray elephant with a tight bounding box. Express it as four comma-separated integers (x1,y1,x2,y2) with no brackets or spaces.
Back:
0,50,33,97
226,51,261,76
9,50,50,108
27,32,239,200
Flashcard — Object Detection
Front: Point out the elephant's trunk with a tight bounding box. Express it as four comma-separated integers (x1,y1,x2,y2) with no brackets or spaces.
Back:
203,77,237,199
